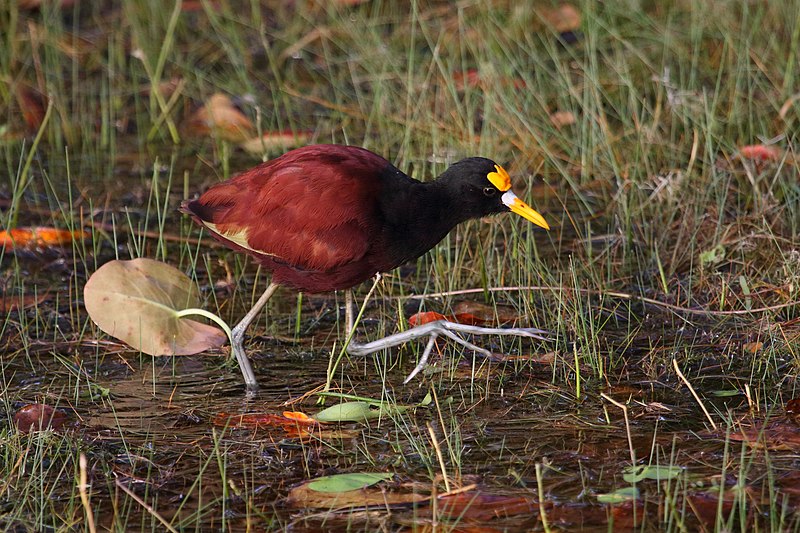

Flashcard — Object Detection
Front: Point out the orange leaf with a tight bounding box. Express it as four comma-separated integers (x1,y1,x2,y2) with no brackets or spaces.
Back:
282,411,317,425
408,311,449,326
0,227,88,250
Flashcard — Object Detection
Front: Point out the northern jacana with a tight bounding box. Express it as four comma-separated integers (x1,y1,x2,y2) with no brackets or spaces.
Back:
181,144,549,388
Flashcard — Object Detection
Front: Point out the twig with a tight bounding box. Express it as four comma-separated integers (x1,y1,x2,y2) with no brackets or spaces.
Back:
535,463,552,533
427,422,450,493
600,393,636,466
673,359,718,430
404,285,798,316
115,479,179,533
78,454,97,533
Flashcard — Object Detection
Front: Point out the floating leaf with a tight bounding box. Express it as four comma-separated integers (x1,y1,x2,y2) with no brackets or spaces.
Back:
0,227,88,250
437,491,538,520
623,465,683,483
314,401,390,422
84,258,226,356
288,474,424,509
240,130,313,154
597,487,639,503
307,472,393,493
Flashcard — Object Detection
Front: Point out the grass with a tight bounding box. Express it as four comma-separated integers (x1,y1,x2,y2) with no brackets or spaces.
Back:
2,0,800,530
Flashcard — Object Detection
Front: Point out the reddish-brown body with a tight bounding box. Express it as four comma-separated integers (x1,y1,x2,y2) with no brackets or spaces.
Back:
182,145,454,292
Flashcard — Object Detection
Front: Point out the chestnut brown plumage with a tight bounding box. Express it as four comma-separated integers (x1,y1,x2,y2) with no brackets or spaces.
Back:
182,144,549,388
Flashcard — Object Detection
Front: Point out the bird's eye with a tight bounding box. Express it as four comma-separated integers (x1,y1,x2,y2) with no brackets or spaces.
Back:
483,187,497,197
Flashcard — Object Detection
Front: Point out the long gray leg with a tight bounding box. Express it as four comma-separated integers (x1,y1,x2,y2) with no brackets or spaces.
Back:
230,281,280,389
344,287,548,383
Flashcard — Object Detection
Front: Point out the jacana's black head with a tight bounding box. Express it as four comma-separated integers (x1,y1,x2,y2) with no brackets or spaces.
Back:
438,157,550,229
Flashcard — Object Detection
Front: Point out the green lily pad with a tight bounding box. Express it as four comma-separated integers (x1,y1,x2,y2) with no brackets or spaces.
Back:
314,401,393,422
623,464,683,483
307,472,393,493
597,487,640,503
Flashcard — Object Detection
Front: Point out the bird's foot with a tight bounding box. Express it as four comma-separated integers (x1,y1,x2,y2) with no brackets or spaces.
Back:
345,320,549,383
229,326,258,391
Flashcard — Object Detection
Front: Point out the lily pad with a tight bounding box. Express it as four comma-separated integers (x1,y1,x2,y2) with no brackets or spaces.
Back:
597,487,640,504
314,401,407,422
307,473,393,493
84,258,226,356
623,465,683,483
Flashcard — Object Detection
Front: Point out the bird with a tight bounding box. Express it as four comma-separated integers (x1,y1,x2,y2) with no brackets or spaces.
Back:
181,144,549,388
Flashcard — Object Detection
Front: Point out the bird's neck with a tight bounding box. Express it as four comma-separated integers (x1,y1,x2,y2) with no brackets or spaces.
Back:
376,175,471,267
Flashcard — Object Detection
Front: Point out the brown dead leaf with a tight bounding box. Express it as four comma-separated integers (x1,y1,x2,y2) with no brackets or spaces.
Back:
183,93,254,142
14,404,69,433
452,301,522,326
727,421,800,450
0,291,48,313
436,491,538,520
540,4,581,33
287,479,427,509
14,84,48,132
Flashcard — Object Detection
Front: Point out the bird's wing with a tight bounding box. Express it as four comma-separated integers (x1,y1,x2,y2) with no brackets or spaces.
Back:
184,151,385,272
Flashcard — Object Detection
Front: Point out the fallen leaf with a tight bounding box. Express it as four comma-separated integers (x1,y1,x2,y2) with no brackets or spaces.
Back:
0,291,48,313
726,421,800,450
436,491,538,520
314,401,404,422
596,487,639,504
743,341,763,354
549,110,576,128
408,311,449,326
308,472,393,493
213,411,317,429
451,69,526,91
240,130,312,154
539,4,581,33
14,404,69,433
453,300,522,325
623,464,683,483
0,227,88,250
287,475,426,509
14,84,48,132
183,93,254,142
739,144,781,162
83,258,227,356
